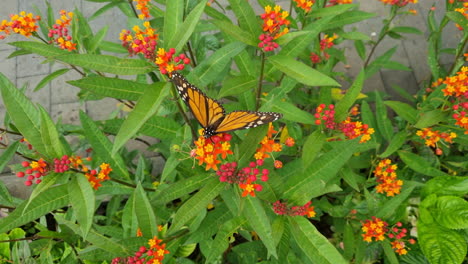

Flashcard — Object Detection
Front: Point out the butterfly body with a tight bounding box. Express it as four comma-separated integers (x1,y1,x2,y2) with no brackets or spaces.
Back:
170,72,282,138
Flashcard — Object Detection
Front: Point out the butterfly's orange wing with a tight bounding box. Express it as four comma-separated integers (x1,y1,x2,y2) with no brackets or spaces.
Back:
170,72,225,128
214,111,282,134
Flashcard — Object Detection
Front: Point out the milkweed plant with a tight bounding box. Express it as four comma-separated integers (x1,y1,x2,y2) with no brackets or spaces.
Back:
0,0,467,263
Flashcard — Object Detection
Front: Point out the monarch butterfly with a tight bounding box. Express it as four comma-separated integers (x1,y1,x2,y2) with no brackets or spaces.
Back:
170,72,282,138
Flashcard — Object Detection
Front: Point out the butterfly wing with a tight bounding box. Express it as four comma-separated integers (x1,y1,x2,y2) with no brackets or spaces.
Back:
170,73,225,128
213,111,283,134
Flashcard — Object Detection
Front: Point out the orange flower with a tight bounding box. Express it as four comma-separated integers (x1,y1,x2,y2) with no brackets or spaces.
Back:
239,180,259,197
155,48,190,75
361,216,388,242
120,21,158,60
48,10,76,51
193,133,233,171
0,11,40,39
338,117,375,143
373,159,403,197
391,241,408,255
293,0,314,12
273,200,316,218
416,128,457,151
134,0,151,19
378,0,417,6
258,5,290,52
454,3,468,30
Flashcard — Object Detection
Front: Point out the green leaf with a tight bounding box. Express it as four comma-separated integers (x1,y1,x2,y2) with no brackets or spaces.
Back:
414,109,448,129
0,185,69,233
271,100,315,124
34,69,70,92
384,101,417,124
354,40,366,60
168,178,225,234
112,82,169,154
0,73,46,155
152,174,211,205
68,76,148,101
218,75,256,98
289,217,347,264
190,42,246,87
418,221,467,264
375,182,417,219
321,11,376,30
422,176,468,198
166,0,207,53
227,0,261,38
302,130,326,166
341,31,371,41
365,46,397,78
206,216,247,263
398,151,449,177
89,2,121,21
39,105,65,158
379,130,407,158
284,140,359,204
268,55,340,86
308,4,357,19
56,54,154,75
133,183,158,237
237,125,269,167
390,84,416,103
210,19,256,46
9,41,69,57
243,196,277,258
434,196,468,229
163,0,183,48
335,70,364,122
88,25,108,53
69,174,95,239
375,92,393,141
382,240,399,264
343,222,355,260
427,37,440,80
80,111,129,179
98,40,128,53
0,141,19,173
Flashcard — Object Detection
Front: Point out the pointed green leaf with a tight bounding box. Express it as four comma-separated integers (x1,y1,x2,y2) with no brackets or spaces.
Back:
218,75,256,98
152,174,211,205
88,25,108,53
244,196,277,258
166,0,207,53
168,178,224,234
414,109,448,129
56,54,154,75
23,173,61,214
39,105,65,158
206,216,247,263
227,0,260,38
34,69,70,92
365,46,397,78
268,55,340,86
302,130,326,166
0,141,19,173
134,183,158,236
422,176,468,198
322,11,376,30
9,41,69,57
210,19,256,46
69,174,95,239
376,182,417,219
379,130,407,158
382,240,399,264
271,100,315,124
384,101,417,124
390,26,422,35
398,151,449,177
0,73,45,155
375,92,393,141
335,70,364,122
112,82,169,153
163,0,183,47
290,217,347,264
284,140,359,204
237,125,269,167
189,42,246,86
418,222,467,264
80,111,129,179
68,76,148,100
0,185,69,233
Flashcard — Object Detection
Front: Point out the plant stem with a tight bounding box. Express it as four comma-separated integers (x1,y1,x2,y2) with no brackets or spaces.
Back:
256,52,266,111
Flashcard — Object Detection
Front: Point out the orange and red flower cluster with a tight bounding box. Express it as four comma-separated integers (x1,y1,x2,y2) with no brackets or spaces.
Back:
416,128,457,155
85,163,112,190
155,48,191,75
373,159,403,197
120,21,159,60
452,102,468,134
193,133,233,171
254,123,283,161
48,10,76,51
112,236,169,264
293,0,314,12
217,159,270,197
378,0,417,7
0,11,40,39
314,104,375,143
258,5,290,52
310,34,338,64
362,218,415,255
327,0,353,6
16,158,48,186
134,0,151,19
273,200,316,218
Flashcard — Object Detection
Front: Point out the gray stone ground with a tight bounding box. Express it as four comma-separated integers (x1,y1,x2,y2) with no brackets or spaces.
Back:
0,0,459,198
